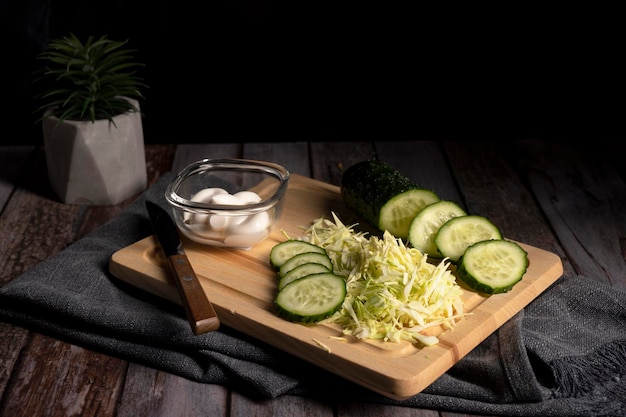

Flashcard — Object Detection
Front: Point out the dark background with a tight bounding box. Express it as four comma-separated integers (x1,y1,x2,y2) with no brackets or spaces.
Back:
3,1,625,145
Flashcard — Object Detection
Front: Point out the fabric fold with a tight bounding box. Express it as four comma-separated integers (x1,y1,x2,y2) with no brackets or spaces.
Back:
1,173,625,416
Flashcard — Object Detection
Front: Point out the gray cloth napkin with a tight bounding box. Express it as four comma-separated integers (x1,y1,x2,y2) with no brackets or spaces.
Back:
1,173,625,416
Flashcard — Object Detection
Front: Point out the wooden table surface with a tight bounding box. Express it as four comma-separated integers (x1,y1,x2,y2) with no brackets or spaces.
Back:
1,139,624,417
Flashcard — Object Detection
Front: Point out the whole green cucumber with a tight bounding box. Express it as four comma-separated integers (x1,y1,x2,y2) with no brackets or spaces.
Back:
341,159,439,239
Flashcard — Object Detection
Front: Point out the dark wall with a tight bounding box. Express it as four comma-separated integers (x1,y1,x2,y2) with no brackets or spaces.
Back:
2,0,50,145
43,2,432,144
8,1,429,145
4,2,625,145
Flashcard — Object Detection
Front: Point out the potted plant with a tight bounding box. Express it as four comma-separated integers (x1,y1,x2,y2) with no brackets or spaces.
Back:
34,33,148,205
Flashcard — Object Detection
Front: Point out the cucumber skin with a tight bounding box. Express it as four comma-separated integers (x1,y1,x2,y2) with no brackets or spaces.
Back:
278,252,333,277
278,262,332,290
341,160,421,231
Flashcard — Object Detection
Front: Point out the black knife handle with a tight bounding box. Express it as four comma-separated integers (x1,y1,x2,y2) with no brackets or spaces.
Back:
168,254,220,334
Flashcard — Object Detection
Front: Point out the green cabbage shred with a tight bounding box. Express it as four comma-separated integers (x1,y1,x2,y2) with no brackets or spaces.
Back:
301,212,464,347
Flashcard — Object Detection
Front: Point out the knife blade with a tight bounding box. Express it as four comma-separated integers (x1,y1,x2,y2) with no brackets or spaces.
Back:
145,201,220,334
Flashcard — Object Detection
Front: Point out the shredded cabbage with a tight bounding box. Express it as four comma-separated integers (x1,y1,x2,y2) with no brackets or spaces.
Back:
301,212,464,347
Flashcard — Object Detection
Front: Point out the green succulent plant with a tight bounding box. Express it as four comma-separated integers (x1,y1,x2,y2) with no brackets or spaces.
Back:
34,33,147,124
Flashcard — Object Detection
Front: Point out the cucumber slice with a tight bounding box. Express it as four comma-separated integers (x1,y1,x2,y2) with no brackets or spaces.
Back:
279,252,333,277
435,215,502,263
275,273,346,323
379,189,440,239
341,159,439,239
278,262,332,290
269,240,326,270
457,240,529,294
408,200,467,258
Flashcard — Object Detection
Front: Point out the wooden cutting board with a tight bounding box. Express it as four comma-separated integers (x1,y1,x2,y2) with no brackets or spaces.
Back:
109,174,563,400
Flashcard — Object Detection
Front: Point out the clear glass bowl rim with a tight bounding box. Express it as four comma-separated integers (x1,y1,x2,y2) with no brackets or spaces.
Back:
165,158,290,214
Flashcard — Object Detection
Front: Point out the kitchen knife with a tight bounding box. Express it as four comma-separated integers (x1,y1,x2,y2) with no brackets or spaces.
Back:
145,201,220,334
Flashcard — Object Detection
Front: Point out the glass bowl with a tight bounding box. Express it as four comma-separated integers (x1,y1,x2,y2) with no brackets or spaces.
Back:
165,158,290,249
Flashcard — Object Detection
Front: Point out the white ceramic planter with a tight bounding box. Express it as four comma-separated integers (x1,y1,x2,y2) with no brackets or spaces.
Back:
42,98,148,205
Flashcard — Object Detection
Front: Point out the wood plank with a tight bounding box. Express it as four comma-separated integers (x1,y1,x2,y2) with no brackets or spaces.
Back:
0,338,125,417
338,401,440,416
231,394,334,417
0,146,35,210
243,142,312,177
116,364,229,417
172,143,242,172
514,139,626,290
0,322,28,401
0,147,37,398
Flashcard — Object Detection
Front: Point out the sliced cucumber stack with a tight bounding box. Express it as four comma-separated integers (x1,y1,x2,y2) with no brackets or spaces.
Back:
341,159,439,239
275,273,347,323
457,240,529,294
434,215,502,263
270,240,346,323
408,200,467,258
269,240,327,270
